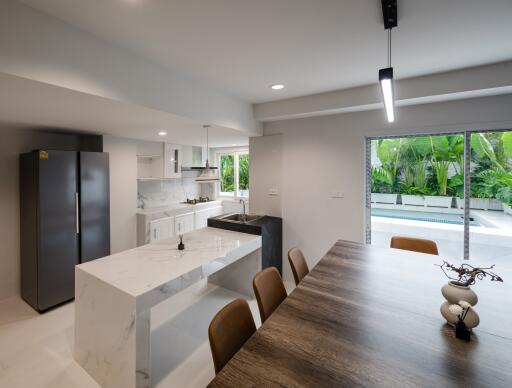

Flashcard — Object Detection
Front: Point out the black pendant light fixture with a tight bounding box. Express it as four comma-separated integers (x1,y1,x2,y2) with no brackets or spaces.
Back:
379,0,397,123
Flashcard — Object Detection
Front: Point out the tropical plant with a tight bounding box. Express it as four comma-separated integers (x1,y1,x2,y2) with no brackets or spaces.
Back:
220,154,234,192
497,186,512,206
429,136,456,196
471,133,505,171
448,173,464,198
371,166,394,193
238,154,249,190
502,132,512,159
370,132,511,204
375,138,403,192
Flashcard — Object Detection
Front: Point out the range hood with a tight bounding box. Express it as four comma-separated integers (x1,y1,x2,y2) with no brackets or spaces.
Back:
195,125,219,183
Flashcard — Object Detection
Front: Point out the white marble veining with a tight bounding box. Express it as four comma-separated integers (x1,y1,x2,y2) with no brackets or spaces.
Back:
137,172,202,209
78,227,259,298
74,228,262,388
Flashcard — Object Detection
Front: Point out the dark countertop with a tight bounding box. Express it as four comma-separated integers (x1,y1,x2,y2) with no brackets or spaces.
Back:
208,213,283,274
208,214,282,235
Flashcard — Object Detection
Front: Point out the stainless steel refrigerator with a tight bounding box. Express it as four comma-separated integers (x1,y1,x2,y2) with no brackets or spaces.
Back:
19,150,110,312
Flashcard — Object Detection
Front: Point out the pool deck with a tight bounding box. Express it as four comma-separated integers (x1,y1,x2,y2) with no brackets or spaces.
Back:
371,204,512,262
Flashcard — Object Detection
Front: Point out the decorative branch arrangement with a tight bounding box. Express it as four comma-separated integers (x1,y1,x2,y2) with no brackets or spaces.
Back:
436,260,503,287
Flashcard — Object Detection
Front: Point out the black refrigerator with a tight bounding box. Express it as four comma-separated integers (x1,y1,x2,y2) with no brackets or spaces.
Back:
20,150,110,312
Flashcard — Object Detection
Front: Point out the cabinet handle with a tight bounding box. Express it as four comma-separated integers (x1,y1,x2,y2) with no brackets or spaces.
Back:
153,228,157,240
75,192,80,234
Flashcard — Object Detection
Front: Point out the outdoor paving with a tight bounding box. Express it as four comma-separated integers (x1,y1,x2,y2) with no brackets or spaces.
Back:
371,206,512,264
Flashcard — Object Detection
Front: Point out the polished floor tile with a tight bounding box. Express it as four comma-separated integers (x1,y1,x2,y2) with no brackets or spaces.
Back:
0,280,294,388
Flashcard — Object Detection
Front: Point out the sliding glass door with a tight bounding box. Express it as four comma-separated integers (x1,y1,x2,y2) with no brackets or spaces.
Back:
368,134,464,260
366,129,512,262
468,130,512,264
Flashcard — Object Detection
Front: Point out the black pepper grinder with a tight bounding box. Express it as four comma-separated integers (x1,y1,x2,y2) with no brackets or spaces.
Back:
178,234,185,250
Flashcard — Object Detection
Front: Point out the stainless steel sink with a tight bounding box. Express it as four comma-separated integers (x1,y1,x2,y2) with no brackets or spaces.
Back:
220,213,263,223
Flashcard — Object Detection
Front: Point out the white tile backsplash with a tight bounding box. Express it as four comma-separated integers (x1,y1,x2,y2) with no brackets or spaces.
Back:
138,171,215,209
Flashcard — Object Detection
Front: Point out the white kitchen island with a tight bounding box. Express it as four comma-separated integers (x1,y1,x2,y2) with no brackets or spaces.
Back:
74,227,262,388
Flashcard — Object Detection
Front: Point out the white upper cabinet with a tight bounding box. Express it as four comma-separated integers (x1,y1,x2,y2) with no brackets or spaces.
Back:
137,141,164,157
137,141,164,179
137,141,184,180
164,143,182,178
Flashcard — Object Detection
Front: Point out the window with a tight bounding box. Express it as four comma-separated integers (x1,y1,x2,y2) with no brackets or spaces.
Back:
366,129,512,262
218,150,249,198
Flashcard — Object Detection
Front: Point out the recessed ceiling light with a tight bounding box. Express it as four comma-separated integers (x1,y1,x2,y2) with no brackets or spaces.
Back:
158,131,167,136
270,84,285,90
231,144,237,146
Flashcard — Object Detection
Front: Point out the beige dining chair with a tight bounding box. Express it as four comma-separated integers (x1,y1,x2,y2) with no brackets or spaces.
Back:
390,236,439,255
208,298,256,374
252,267,287,323
288,247,310,286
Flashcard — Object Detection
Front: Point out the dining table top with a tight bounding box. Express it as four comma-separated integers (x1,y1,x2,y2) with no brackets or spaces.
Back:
208,240,512,387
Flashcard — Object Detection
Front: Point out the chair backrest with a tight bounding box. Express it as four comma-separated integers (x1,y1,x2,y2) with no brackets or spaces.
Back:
390,236,439,255
208,298,256,374
252,267,287,323
288,247,310,285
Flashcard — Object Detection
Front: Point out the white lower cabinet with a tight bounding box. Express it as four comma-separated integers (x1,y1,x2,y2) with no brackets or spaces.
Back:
149,216,174,242
141,203,224,245
194,206,223,229
174,212,195,235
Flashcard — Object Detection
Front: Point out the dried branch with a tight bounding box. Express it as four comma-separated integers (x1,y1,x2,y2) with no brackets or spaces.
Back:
436,260,503,287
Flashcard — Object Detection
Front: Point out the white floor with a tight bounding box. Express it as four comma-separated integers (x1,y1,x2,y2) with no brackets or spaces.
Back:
0,280,295,388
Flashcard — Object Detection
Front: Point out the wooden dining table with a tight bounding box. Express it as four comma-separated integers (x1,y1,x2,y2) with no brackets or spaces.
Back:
208,240,512,387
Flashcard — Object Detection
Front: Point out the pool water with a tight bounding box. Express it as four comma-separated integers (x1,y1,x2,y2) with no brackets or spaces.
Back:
371,208,482,227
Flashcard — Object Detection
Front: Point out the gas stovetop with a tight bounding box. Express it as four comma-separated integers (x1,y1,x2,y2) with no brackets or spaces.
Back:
182,197,213,205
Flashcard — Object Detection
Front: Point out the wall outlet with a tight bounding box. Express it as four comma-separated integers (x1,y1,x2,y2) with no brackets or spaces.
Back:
268,188,279,196
330,190,344,199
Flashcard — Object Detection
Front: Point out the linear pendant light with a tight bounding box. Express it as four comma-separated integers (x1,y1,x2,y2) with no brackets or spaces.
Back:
379,0,397,123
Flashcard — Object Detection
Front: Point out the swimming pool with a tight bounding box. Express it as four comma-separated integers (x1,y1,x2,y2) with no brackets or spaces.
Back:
371,208,482,226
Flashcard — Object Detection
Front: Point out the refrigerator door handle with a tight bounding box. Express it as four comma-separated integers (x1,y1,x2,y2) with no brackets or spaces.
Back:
75,192,80,234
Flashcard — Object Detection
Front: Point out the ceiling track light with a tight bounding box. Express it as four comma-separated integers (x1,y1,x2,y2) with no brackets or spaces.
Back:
379,0,397,123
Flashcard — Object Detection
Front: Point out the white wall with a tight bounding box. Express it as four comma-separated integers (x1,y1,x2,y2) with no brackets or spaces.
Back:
0,0,261,135
255,94,512,282
0,127,81,300
103,136,138,254
249,134,282,217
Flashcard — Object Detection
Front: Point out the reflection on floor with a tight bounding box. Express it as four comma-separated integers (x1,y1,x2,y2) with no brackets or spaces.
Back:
0,280,295,388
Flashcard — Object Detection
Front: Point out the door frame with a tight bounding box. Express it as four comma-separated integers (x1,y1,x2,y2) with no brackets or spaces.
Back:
365,128,511,260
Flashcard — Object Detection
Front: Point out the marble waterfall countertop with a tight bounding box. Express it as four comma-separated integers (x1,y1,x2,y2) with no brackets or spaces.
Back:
76,227,261,298
75,227,262,388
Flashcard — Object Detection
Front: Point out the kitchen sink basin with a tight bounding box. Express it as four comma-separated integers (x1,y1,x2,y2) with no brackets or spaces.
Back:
220,213,264,223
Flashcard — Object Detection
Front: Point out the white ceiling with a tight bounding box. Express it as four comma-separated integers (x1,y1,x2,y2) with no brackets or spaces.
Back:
0,72,249,147
19,0,512,104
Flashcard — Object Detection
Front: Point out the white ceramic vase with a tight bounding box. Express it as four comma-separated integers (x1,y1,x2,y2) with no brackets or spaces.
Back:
440,301,480,328
440,282,480,329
